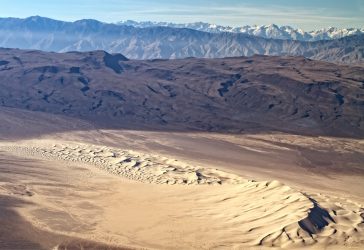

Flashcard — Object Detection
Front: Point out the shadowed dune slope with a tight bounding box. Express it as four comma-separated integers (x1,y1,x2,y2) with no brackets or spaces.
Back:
0,92,363,249
0,138,363,249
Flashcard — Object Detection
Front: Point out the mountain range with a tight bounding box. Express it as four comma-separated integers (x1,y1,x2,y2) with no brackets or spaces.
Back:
117,20,364,41
0,48,363,137
0,16,363,64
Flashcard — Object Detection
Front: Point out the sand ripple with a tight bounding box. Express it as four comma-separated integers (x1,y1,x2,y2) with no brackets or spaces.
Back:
0,142,245,185
0,140,363,248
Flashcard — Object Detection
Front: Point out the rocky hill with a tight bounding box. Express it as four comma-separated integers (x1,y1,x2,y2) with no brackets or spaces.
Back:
0,48,363,137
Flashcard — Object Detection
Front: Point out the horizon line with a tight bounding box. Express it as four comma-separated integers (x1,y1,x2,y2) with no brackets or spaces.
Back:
1,15,363,32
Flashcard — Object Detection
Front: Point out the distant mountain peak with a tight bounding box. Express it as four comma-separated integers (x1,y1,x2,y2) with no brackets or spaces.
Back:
116,20,364,41
26,15,54,22
0,16,362,65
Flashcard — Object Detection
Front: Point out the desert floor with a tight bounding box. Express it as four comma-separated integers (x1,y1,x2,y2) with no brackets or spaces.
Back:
0,108,363,249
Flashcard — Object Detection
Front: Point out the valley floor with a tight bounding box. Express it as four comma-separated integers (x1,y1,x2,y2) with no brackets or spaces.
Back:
0,108,363,249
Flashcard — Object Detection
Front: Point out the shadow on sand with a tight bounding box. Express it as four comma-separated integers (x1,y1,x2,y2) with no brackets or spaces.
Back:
0,195,128,250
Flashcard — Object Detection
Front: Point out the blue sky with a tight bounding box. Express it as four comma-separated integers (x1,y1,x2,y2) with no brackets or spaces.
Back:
1,0,363,30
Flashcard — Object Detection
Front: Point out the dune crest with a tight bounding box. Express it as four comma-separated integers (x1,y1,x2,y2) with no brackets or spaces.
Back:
0,140,245,185
0,139,363,248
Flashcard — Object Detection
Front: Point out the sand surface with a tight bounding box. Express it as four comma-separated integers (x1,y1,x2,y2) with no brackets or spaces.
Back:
0,108,363,249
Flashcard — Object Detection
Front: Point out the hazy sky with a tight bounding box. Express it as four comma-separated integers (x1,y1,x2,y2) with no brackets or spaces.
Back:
1,0,363,30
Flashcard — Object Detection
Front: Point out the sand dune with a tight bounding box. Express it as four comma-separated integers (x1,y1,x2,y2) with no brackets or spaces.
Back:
0,107,363,249
0,140,245,185
0,139,363,249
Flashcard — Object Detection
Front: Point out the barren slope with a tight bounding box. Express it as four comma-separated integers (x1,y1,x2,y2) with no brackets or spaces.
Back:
0,48,363,137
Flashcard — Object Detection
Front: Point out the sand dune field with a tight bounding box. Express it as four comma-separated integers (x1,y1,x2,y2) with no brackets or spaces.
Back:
0,108,363,249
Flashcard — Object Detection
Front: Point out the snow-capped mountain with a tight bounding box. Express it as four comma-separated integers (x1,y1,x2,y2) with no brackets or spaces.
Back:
0,16,363,64
117,20,364,41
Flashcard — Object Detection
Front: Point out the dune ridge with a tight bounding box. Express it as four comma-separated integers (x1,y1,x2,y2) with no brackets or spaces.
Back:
0,139,363,249
0,140,245,185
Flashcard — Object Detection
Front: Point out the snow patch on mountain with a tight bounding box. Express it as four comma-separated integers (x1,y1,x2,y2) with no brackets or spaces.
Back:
117,20,364,41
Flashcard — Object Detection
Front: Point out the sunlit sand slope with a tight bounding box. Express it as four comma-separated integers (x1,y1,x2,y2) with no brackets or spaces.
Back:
0,139,363,249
